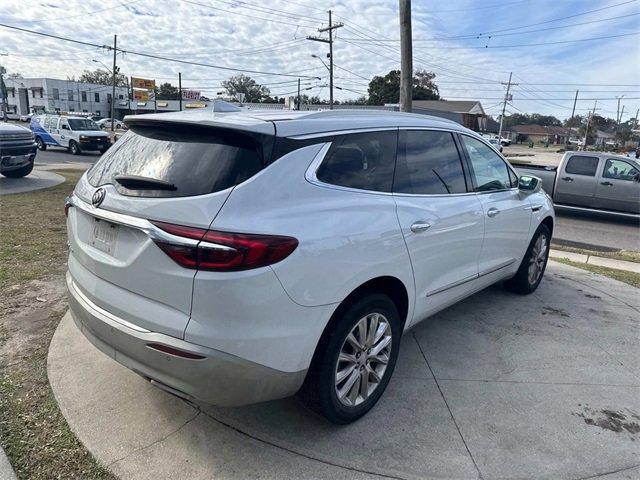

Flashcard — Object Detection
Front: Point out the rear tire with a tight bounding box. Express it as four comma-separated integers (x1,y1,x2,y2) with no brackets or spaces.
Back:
69,141,81,155
504,224,551,294
1,162,34,178
299,293,401,424
36,137,47,151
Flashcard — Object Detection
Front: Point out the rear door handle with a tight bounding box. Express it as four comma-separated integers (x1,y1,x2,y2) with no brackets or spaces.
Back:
600,181,613,186
561,176,574,182
487,208,500,218
410,221,431,233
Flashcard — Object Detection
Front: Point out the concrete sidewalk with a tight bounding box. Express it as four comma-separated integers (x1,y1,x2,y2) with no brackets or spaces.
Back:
0,169,64,195
550,248,640,273
0,446,16,480
47,261,640,480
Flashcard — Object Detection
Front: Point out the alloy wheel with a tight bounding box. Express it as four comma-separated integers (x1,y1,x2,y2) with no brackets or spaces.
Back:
528,235,548,285
334,312,392,407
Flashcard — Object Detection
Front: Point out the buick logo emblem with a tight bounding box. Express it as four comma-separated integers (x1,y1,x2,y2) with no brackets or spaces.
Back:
92,188,106,207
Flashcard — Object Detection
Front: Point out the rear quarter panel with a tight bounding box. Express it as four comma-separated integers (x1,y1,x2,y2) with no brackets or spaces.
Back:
210,143,416,312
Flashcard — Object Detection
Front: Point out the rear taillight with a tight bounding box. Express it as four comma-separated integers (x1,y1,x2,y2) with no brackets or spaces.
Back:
150,221,298,272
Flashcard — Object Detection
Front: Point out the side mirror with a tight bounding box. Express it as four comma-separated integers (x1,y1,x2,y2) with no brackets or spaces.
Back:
518,175,542,193
61,124,69,130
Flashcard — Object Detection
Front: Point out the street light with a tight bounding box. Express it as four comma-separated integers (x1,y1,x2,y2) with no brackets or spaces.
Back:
311,54,330,72
92,59,112,73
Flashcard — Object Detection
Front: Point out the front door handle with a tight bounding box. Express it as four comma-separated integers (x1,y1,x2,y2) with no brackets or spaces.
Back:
487,207,500,218
561,176,574,182
410,221,431,233
600,181,613,186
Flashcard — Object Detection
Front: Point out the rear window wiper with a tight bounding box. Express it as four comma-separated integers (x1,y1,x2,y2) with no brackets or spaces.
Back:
114,175,177,191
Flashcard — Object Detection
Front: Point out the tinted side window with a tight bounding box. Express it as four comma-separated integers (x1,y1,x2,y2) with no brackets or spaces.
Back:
316,130,397,192
394,130,467,194
461,135,511,191
603,159,638,181
565,155,599,176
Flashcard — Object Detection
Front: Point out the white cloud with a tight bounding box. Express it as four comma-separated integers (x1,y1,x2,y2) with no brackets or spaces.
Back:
1,0,638,120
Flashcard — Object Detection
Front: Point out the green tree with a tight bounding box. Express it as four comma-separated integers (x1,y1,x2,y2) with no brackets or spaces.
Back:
367,69,439,105
502,113,562,128
78,68,128,87
563,115,584,128
221,74,270,103
156,82,179,100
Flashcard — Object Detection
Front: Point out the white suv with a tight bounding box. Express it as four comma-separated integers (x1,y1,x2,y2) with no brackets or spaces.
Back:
66,107,554,424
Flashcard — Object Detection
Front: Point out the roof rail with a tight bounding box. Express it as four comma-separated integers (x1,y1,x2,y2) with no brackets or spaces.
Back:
299,109,461,126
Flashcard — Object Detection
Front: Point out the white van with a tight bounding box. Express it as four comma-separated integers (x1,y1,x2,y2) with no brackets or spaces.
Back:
30,115,111,155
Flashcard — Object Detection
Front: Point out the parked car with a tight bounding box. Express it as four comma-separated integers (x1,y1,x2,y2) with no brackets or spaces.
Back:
30,114,110,155
19,113,33,123
0,122,37,178
481,133,510,147
65,107,554,424
96,118,125,130
513,152,639,215
488,137,503,153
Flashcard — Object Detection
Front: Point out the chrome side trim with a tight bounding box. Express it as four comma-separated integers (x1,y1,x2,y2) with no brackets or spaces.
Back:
426,274,477,297
478,258,516,277
70,278,151,333
426,259,517,297
553,203,639,219
290,127,397,140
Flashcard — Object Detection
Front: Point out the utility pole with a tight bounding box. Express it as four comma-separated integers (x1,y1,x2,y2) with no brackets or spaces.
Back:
297,78,301,110
0,63,8,122
399,0,412,112
583,99,597,150
178,72,182,111
497,72,517,142
307,11,343,109
566,89,579,146
110,34,117,132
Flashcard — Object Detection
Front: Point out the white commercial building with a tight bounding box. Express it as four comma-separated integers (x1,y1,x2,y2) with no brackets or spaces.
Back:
4,77,129,118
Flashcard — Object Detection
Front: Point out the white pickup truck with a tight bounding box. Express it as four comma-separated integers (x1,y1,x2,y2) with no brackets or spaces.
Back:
513,152,639,216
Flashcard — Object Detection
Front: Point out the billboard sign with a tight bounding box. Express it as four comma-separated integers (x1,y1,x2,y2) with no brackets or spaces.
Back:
131,77,155,90
133,89,151,101
182,90,201,100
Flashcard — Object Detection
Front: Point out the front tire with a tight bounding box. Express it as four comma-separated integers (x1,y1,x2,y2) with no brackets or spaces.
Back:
36,137,47,151
69,140,81,155
300,294,401,424
504,224,551,294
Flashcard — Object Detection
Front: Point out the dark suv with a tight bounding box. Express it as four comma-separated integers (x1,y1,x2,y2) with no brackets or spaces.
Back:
0,122,37,178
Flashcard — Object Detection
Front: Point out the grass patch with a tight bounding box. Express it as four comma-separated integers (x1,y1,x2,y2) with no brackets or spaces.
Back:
0,170,116,479
551,244,640,264
554,258,640,289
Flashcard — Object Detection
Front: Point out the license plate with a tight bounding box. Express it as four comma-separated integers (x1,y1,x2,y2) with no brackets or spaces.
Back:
90,218,118,254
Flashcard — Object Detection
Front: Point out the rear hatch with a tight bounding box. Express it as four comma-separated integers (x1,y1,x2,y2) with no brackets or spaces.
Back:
67,120,275,338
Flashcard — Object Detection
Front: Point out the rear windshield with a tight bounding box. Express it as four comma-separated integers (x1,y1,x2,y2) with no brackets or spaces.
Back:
87,124,268,197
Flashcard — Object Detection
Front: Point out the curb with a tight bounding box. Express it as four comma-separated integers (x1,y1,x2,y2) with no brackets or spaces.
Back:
549,249,640,274
0,446,16,480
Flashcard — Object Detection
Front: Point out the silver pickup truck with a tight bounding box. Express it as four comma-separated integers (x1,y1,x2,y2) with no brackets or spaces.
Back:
513,152,639,216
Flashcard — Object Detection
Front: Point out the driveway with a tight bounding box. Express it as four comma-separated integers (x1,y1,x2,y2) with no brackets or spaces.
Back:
47,261,640,480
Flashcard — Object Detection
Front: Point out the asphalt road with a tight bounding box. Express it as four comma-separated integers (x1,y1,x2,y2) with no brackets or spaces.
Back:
34,147,102,166
32,148,639,252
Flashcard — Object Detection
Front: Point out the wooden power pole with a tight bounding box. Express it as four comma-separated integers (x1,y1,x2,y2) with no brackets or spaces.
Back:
307,11,343,110
111,35,117,132
399,0,412,112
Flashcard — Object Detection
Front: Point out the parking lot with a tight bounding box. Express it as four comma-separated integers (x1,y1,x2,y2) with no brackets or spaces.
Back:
48,261,639,480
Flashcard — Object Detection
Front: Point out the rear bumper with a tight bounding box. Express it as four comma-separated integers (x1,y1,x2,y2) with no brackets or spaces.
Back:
66,271,307,406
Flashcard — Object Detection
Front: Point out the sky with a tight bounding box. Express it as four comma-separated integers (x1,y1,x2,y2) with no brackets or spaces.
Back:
1,0,639,121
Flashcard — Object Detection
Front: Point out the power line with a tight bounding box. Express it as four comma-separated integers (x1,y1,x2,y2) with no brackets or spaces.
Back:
354,31,640,49
0,23,322,79
177,0,320,29
7,0,143,24
344,12,640,42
